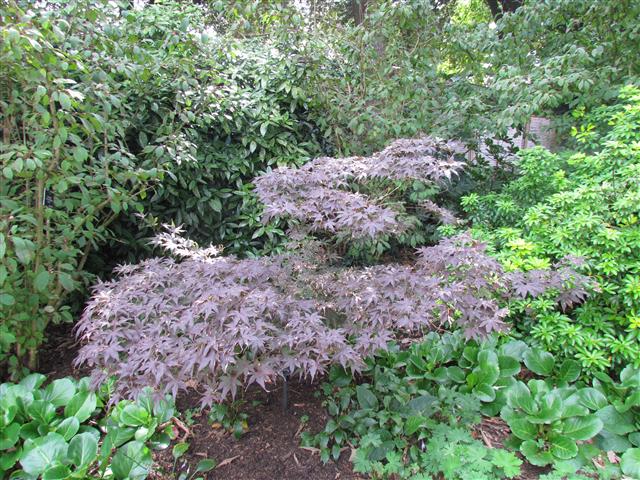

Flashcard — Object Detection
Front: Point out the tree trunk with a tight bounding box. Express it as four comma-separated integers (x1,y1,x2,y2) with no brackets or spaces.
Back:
485,0,523,19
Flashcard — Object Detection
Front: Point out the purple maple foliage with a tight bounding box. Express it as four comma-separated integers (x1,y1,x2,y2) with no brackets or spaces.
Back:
76,228,589,405
254,137,468,238
76,138,590,404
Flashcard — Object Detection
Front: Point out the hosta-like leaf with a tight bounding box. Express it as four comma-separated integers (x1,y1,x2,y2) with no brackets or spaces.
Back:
556,360,581,383
120,405,151,427
64,391,97,423
596,430,632,452
68,432,98,467
506,381,537,415
508,418,537,440
621,448,640,478
523,349,555,376
0,423,20,450
561,415,603,440
498,355,521,377
404,416,425,436
596,405,635,435
356,386,379,410
42,379,76,408
111,441,152,480
549,434,578,460
20,433,68,475
575,388,608,411
473,383,496,402
54,417,80,441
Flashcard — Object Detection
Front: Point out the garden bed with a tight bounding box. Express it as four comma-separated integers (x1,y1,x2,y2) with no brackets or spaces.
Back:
36,324,550,480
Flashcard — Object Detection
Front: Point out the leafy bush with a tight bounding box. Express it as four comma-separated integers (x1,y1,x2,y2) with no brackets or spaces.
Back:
307,331,639,477
75,141,589,408
0,0,168,372
0,0,331,373
0,374,177,479
461,86,640,373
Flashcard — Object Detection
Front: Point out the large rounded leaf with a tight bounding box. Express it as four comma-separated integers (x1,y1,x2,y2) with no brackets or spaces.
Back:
68,432,98,468
42,379,76,408
576,388,608,411
561,415,603,441
64,391,97,423
523,349,555,376
549,435,578,460
498,355,521,377
506,381,537,415
54,416,80,441
509,418,537,440
596,405,635,435
20,432,68,475
120,404,151,427
26,400,56,426
111,441,152,480
621,448,640,478
556,360,581,383
0,422,20,449
19,374,47,392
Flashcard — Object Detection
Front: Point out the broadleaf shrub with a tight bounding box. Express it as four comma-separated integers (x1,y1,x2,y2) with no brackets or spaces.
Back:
461,86,640,373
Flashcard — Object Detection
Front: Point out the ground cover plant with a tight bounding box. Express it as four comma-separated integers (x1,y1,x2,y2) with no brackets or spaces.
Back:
0,374,194,479
306,331,640,478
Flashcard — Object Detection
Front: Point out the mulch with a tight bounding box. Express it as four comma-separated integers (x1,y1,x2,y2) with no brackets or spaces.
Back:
33,323,549,480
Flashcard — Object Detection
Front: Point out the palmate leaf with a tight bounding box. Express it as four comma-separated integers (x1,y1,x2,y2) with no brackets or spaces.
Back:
491,449,522,479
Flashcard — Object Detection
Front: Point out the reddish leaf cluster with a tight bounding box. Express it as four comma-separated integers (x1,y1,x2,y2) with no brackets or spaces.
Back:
254,137,467,238
76,229,589,405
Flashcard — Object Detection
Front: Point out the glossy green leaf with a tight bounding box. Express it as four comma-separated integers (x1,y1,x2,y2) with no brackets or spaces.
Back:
561,415,603,440
68,432,98,467
64,391,97,423
42,379,76,407
523,349,555,376
19,433,68,475
621,448,640,478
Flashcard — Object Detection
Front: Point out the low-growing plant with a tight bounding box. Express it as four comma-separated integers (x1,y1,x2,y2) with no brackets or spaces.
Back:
169,441,216,480
0,374,176,479
208,401,249,439
590,366,640,454
306,331,639,477
75,217,588,407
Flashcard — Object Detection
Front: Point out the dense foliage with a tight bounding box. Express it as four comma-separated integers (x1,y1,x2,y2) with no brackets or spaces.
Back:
0,0,329,374
75,140,589,405
0,374,184,479
3,0,640,478
461,86,640,374
306,331,640,478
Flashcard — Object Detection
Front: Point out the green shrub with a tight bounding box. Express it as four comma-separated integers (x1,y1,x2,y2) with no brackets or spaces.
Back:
461,86,640,373
0,374,176,479
0,0,168,372
0,0,331,373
